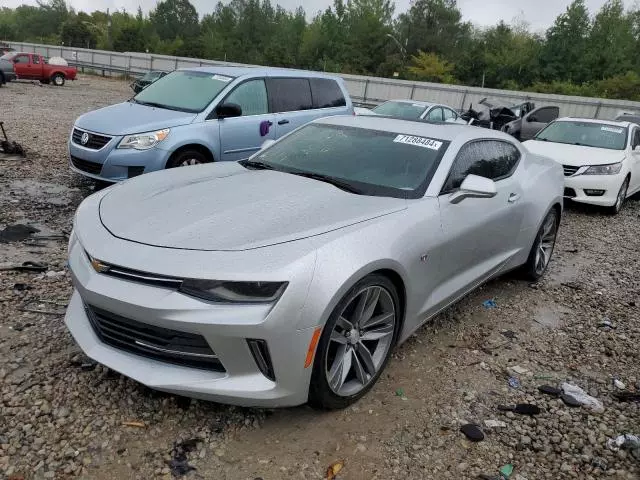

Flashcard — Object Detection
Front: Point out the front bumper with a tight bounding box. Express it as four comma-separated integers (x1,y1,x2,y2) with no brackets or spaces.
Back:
68,133,172,182
564,172,625,207
64,231,317,407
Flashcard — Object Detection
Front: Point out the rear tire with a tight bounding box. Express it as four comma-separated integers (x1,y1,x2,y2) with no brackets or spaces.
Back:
308,274,400,410
51,73,65,86
607,177,629,215
520,207,559,281
166,149,208,168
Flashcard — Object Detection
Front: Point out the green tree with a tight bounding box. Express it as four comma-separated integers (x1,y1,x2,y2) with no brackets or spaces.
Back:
150,0,199,40
60,17,97,48
407,50,455,83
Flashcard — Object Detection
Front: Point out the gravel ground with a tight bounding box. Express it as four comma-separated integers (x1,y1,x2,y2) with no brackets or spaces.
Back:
0,76,638,480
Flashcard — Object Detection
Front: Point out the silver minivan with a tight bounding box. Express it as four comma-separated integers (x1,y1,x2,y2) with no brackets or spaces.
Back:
69,67,353,182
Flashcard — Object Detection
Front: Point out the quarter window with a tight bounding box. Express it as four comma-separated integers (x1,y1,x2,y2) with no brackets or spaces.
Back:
310,78,346,108
268,78,313,113
426,107,444,122
443,108,457,122
441,140,521,193
224,79,268,116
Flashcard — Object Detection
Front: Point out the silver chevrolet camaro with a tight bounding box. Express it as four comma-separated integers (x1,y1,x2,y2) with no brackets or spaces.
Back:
65,116,564,409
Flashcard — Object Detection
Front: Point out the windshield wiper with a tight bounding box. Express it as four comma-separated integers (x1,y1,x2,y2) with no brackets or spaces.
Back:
239,159,276,170
135,100,186,112
290,171,363,194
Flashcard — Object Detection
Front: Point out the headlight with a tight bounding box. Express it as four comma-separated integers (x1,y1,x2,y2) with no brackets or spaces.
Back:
179,280,288,304
118,128,170,150
583,162,623,175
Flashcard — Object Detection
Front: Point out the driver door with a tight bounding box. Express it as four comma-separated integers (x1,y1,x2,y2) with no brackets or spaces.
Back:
520,107,559,140
217,78,276,162
428,140,526,312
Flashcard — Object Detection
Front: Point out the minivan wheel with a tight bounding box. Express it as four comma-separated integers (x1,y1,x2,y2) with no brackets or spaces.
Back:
166,150,208,168
52,74,65,86
309,274,400,410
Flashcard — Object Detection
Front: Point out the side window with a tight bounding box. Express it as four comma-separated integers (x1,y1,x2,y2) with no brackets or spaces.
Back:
441,141,521,194
426,107,444,122
224,79,268,116
14,55,29,64
443,108,457,121
535,107,559,123
32,55,40,64
268,78,312,113
633,129,640,148
309,78,346,109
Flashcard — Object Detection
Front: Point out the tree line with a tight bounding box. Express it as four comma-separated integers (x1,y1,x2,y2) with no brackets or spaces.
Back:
1,0,640,101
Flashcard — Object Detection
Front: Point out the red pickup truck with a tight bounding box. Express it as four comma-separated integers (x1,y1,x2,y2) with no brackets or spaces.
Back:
5,52,77,86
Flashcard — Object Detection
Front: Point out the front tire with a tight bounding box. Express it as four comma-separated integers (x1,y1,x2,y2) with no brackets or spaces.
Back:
166,149,208,168
309,274,400,410
521,207,559,281
51,73,65,86
607,177,629,215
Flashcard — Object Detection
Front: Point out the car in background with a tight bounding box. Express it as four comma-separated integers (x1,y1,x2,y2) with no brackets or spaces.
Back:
503,105,560,141
1,52,77,86
68,66,353,182
65,115,563,409
0,56,17,86
524,118,640,214
615,113,640,126
355,100,467,124
461,99,541,133
130,70,168,94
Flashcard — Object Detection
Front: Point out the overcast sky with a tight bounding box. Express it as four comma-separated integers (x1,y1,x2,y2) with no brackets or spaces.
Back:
3,0,634,32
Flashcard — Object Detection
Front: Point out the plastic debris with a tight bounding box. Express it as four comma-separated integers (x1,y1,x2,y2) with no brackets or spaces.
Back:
499,464,514,478
483,299,497,309
326,460,344,480
508,377,521,389
561,383,604,413
395,388,407,399
460,424,484,442
484,419,507,429
498,404,541,416
598,319,616,329
613,379,626,390
606,434,639,460
166,438,199,477
538,385,562,397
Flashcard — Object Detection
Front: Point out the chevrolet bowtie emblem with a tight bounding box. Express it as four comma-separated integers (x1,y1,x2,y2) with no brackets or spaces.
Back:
91,258,110,273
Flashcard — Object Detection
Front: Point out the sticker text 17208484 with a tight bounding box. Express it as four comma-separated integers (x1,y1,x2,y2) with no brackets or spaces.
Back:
393,135,443,151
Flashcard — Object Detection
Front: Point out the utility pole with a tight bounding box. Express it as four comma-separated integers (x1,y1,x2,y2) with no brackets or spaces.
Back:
107,8,112,50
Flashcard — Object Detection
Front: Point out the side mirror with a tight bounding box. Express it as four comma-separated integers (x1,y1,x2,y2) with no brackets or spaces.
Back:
215,102,242,119
261,139,276,150
449,174,497,204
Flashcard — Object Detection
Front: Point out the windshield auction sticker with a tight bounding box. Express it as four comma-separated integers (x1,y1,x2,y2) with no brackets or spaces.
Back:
393,134,442,150
601,126,624,134
212,74,232,82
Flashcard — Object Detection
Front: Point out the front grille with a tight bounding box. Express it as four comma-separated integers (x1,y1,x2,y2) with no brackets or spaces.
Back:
563,165,580,177
564,187,577,198
71,155,103,175
86,305,225,371
72,128,112,150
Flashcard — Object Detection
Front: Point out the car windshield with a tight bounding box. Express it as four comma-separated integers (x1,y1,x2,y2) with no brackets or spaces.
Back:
249,123,449,199
372,101,428,120
133,70,234,113
535,121,628,150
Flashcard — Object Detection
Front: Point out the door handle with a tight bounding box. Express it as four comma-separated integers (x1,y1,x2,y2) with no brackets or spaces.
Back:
278,119,290,125
508,193,521,203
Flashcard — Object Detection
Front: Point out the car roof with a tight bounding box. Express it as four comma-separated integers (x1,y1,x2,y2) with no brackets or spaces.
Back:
179,65,342,80
315,115,515,143
556,117,633,128
380,99,434,108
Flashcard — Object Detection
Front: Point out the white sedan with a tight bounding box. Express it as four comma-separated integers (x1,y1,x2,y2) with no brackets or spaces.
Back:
524,118,640,214
355,100,467,124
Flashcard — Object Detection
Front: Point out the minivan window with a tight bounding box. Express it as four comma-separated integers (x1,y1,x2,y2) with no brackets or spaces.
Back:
310,78,346,109
224,79,268,116
134,70,235,113
268,78,312,113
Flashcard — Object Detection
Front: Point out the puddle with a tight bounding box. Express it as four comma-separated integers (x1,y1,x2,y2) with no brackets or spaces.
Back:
10,179,79,206
533,304,570,329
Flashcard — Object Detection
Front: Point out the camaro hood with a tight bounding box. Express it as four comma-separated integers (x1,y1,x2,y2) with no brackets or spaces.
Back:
523,140,626,166
75,101,197,136
99,163,407,251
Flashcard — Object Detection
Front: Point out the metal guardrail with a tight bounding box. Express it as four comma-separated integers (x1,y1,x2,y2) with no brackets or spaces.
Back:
6,40,640,118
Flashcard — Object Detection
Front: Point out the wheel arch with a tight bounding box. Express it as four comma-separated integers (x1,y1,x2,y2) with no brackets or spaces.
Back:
165,143,215,168
50,71,66,79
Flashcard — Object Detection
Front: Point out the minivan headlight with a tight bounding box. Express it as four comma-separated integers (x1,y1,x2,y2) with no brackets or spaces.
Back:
583,162,623,175
118,128,170,150
179,280,288,304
